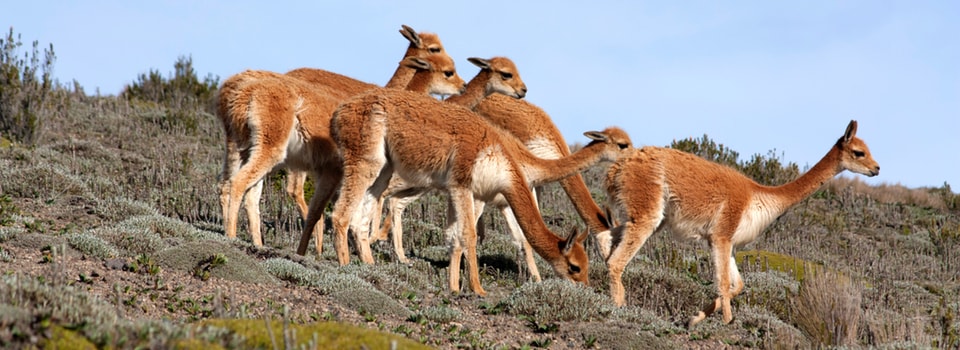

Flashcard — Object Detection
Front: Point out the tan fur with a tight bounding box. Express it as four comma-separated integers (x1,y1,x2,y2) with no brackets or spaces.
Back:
376,62,608,284
280,27,447,219
215,25,450,251
330,86,632,296
599,120,879,327
370,57,531,265
216,54,465,260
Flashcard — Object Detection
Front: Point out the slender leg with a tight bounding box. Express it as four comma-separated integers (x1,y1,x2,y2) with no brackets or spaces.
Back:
296,168,341,257
285,170,309,219
225,147,284,243
500,205,541,282
449,188,483,296
351,163,394,264
689,238,737,327
244,179,264,246
218,140,242,235
606,220,657,306
445,194,464,293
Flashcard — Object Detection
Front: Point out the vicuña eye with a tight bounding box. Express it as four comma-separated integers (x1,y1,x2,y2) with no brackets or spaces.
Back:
618,143,629,150
500,72,513,79
853,150,865,157
569,265,581,274
444,71,454,78
428,47,442,53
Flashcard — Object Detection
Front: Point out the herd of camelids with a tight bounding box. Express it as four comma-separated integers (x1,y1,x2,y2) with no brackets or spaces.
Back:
215,25,880,327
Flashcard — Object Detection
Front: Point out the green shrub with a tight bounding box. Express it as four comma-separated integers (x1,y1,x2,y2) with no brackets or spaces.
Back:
121,55,218,112
0,28,67,146
669,134,740,168
0,194,17,226
669,134,800,186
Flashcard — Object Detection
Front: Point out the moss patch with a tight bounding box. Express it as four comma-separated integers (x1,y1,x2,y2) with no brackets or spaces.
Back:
736,250,820,281
43,325,97,350
197,319,431,349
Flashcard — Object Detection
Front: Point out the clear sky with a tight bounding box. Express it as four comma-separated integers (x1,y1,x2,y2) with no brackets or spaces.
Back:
6,1,959,190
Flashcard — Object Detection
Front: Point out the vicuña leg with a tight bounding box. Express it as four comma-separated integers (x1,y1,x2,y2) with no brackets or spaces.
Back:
296,168,342,257
243,179,264,246
446,187,484,296
224,146,285,244
285,171,309,219
689,237,738,327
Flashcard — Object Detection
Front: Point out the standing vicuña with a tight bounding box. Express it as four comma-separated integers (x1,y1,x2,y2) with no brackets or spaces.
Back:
598,120,879,327
377,93,613,282
215,24,450,250
330,85,632,295
217,54,465,256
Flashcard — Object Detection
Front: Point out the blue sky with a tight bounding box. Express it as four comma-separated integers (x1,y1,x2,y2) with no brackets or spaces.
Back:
7,1,959,190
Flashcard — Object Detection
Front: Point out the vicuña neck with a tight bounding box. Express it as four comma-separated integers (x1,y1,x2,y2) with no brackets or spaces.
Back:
500,186,564,260
525,140,609,186
444,71,492,109
385,47,419,88
770,143,843,205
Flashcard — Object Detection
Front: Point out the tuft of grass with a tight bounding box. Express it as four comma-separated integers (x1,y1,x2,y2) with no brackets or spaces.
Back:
420,305,461,324
66,232,119,259
566,321,678,350
260,258,328,286
790,269,862,347
314,273,412,318
503,279,613,326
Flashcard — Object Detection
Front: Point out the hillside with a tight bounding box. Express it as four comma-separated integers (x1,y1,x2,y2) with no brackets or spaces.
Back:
1,46,959,349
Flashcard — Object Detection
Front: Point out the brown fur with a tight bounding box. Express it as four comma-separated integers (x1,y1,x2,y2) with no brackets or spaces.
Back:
215,25,450,251
370,57,530,265
376,61,607,284
216,54,465,259
599,120,879,327
330,87,632,296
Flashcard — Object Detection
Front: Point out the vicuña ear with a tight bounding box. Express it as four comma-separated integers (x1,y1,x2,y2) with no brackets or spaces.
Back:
562,228,580,255
399,24,422,48
401,57,431,70
467,57,491,70
583,131,608,142
843,120,858,143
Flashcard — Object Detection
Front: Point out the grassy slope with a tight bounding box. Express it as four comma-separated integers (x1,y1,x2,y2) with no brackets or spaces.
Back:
0,96,958,349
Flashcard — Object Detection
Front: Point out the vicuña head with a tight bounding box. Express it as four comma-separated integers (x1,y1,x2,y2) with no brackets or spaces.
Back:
600,120,878,328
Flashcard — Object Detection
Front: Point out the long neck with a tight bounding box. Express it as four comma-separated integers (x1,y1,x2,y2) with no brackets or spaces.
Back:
769,144,843,205
402,70,434,93
522,140,610,186
500,183,564,262
559,174,610,232
444,70,490,109
384,46,419,88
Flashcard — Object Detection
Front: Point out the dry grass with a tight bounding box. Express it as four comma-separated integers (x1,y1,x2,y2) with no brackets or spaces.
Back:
791,269,863,347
